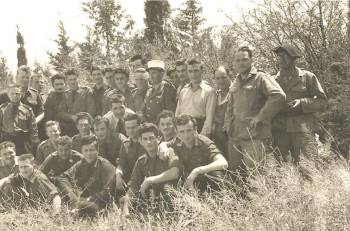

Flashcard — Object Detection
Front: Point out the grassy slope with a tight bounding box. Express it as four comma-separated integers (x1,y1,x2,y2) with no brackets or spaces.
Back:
1,149,350,231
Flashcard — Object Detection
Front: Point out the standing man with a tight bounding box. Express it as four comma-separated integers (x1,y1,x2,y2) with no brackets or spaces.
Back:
176,58,216,137
212,66,232,158
143,60,177,123
113,67,135,111
175,59,190,98
129,54,147,85
272,44,327,164
102,66,116,114
131,68,150,116
0,84,39,155
36,121,61,164
44,73,67,122
224,46,286,171
30,73,45,99
91,66,108,116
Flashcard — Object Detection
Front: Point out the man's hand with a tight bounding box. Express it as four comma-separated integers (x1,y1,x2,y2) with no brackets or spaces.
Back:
0,177,10,189
185,168,202,190
249,117,262,130
140,176,154,197
116,172,126,191
288,99,301,111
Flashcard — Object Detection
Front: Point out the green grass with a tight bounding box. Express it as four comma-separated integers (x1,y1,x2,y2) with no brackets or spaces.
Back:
1,149,350,230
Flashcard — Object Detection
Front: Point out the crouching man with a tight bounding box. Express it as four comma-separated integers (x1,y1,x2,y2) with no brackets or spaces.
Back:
0,154,61,214
121,123,181,217
56,135,116,218
170,114,228,193
0,141,19,179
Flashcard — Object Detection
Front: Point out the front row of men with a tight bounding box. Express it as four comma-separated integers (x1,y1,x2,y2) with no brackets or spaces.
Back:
0,113,228,218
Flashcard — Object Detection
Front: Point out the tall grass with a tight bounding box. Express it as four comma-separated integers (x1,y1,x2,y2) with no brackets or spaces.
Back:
1,149,350,231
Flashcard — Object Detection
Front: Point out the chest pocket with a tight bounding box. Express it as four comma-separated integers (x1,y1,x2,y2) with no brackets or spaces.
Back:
289,80,309,101
16,111,30,130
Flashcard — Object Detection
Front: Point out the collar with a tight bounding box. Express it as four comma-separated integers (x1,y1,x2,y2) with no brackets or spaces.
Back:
276,67,304,79
238,66,258,81
152,81,163,91
216,81,233,94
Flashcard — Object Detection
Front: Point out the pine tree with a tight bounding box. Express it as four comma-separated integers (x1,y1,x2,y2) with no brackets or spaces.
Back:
144,0,171,44
47,20,76,72
16,26,28,67
82,0,134,63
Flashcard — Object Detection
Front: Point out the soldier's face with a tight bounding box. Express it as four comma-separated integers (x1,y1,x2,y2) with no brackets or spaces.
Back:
234,51,253,74
134,73,148,89
105,71,115,87
94,123,108,140
176,121,196,146
188,64,203,84
276,51,295,69
66,74,79,90
53,79,66,93
18,159,34,179
0,147,16,167
148,69,163,85
46,124,61,140
17,69,31,87
8,87,22,103
159,117,175,138
57,144,71,160
77,119,91,136
111,102,126,119
176,65,188,83
92,70,104,86
125,119,139,139
139,132,159,153
131,59,143,71
115,73,127,90
214,70,230,90
81,142,98,163
32,76,45,92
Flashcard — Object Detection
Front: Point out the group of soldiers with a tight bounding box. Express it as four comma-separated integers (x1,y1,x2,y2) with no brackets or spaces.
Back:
0,43,327,218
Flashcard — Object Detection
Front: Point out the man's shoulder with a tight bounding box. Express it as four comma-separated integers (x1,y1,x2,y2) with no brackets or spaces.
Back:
38,139,53,149
197,134,214,146
72,134,81,141
28,87,39,94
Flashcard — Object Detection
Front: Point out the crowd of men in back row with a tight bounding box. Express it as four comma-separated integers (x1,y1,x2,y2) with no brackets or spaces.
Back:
0,43,327,218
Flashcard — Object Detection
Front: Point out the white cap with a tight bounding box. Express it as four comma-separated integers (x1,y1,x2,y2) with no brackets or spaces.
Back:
147,60,165,71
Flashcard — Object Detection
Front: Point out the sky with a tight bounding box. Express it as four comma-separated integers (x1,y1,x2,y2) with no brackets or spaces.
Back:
0,0,257,71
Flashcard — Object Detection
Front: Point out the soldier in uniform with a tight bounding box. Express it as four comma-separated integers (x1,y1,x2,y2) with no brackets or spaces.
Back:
103,94,135,135
0,154,61,213
121,123,181,217
44,73,67,122
39,136,82,181
129,54,147,84
131,68,150,116
157,110,177,142
165,67,178,88
93,116,127,166
72,112,94,153
56,135,116,218
175,58,190,98
0,84,39,155
143,60,177,123
272,44,327,164
224,46,286,172
113,67,136,111
169,115,228,193
176,58,216,137
91,66,108,116
102,66,117,115
61,68,96,137
0,141,18,179
212,66,232,159
31,73,45,98
36,121,61,164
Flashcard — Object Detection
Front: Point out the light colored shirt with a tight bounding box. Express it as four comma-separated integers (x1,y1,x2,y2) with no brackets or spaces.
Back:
103,108,135,134
175,81,216,135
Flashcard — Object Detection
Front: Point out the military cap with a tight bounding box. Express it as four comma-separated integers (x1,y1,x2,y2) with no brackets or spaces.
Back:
147,60,165,71
273,44,302,58
0,141,15,151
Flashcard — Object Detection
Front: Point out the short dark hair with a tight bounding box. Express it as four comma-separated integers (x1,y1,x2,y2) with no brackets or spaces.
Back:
110,94,126,106
80,135,98,149
137,123,160,138
125,113,141,125
187,58,203,69
50,73,66,85
237,46,253,58
103,66,115,74
135,68,147,74
166,67,176,77
45,120,60,130
56,136,72,147
93,115,109,128
174,114,197,129
175,58,187,67
18,154,34,162
130,54,146,65
114,67,130,79
157,110,175,125
64,68,79,76
75,112,93,125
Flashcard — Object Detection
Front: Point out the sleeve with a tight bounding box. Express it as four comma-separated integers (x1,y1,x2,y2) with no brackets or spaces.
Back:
163,85,177,113
205,138,222,160
89,161,116,202
175,90,182,116
167,151,183,173
37,93,44,115
36,144,45,164
127,159,144,196
28,109,39,143
300,73,327,113
224,89,234,134
256,74,286,123
201,89,216,135
118,142,128,175
86,88,97,118
38,155,52,175
43,93,55,121
36,173,59,200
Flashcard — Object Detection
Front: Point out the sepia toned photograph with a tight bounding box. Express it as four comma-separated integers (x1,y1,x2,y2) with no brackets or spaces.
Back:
0,0,348,230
